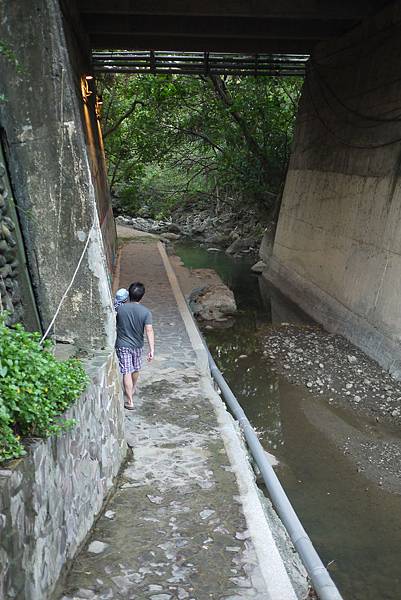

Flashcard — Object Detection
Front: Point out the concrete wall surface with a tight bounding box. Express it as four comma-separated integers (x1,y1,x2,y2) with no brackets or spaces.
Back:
267,2,401,375
0,0,115,347
0,351,125,600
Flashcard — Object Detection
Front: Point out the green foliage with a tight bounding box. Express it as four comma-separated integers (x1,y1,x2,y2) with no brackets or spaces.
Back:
98,73,302,217
0,314,89,462
0,41,23,101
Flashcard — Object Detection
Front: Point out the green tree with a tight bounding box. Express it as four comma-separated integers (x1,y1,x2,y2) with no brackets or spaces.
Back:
98,73,302,219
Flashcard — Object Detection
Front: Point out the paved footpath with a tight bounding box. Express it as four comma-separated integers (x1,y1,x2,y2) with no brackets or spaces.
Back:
58,240,301,600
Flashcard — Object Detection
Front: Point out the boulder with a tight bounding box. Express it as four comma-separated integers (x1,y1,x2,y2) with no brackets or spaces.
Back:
204,232,227,245
167,223,182,234
189,284,237,322
115,215,132,226
251,260,267,273
225,237,256,255
160,232,181,241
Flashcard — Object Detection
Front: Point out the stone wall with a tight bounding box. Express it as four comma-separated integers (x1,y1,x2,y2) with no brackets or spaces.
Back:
0,351,126,600
0,144,42,330
266,2,401,375
0,0,115,347
0,156,21,322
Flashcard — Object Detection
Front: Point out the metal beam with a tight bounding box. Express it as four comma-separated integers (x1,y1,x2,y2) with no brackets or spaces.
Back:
92,50,308,77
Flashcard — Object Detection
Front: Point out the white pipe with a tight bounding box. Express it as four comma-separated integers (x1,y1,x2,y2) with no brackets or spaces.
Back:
207,350,343,600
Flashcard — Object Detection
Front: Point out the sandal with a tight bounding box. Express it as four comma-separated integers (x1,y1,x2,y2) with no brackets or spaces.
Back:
124,403,134,410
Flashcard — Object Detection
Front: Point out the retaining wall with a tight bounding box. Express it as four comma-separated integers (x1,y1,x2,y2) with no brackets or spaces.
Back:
0,351,125,600
0,0,116,346
265,2,401,376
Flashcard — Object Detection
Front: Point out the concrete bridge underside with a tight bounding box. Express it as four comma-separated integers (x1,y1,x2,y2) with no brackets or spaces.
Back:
76,0,401,375
2,0,401,369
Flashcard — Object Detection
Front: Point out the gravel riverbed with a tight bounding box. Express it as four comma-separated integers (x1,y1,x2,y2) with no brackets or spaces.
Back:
260,323,401,426
258,323,401,494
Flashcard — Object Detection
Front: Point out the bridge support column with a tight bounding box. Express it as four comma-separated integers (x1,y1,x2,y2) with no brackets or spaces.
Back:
0,0,115,347
265,2,401,375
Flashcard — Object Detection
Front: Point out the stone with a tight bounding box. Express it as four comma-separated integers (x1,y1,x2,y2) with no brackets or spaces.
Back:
147,495,164,504
75,589,96,599
88,541,109,554
206,247,222,252
189,284,237,322
347,355,357,364
161,232,181,241
251,260,266,273
199,509,215,520
0,352,124,599
225,237,256,255
167,223,182,234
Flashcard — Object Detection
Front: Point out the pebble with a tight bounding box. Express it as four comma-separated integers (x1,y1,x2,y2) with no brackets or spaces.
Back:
87,541,108,554
147,495,164,504
199,509,215,520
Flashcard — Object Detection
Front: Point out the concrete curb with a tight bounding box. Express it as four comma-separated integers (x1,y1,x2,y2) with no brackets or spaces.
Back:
158,241,299,600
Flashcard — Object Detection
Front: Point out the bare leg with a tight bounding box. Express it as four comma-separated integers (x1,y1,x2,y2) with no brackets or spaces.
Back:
131,371,140,396
123,372,134,407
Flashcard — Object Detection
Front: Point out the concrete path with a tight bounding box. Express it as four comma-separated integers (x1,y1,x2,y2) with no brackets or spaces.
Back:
58,241,300,600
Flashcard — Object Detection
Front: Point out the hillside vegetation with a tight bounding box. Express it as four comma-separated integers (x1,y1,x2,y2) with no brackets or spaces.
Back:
98,73,302,223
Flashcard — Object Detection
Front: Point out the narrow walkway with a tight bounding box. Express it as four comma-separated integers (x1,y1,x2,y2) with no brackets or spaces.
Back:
59,241,298,600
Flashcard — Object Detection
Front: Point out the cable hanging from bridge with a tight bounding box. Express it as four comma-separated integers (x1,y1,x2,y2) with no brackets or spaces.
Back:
305,73,401,150
309,60,401,125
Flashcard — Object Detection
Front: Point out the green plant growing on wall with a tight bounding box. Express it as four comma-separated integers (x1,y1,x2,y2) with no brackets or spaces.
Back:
0,314,89,462
0,41,23,102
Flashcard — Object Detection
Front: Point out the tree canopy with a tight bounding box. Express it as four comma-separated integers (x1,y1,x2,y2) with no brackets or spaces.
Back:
98,73,302,219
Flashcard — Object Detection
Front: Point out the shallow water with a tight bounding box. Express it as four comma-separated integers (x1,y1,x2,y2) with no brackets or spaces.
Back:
174,242,401,600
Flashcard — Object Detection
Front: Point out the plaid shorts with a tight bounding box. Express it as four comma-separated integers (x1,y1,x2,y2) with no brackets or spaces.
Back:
116,347,143,374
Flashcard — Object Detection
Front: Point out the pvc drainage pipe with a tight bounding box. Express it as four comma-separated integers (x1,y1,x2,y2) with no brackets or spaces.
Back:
206,349,343,600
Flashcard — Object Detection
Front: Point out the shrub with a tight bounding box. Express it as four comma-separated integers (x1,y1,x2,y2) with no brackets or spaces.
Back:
0,314,89,462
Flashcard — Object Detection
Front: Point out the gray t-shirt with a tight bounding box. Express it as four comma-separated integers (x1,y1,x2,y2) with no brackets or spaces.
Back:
115,302,152,350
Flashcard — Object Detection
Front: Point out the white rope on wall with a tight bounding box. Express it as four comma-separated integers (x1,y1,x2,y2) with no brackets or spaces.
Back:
39,224,95,345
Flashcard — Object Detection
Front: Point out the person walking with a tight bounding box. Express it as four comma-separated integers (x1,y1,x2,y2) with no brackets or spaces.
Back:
115,281,154,410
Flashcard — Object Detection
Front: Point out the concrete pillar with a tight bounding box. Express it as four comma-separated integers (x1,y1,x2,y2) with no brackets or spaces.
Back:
0,0,115,348
266,2,401,375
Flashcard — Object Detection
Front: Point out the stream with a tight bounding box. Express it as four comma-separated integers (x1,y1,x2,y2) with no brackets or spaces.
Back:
174,242,401,600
